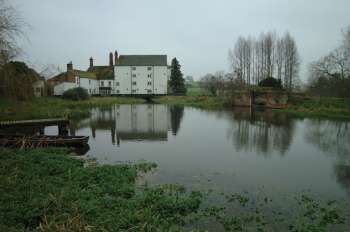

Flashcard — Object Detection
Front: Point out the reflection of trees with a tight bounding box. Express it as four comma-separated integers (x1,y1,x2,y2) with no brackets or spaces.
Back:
334,164,350,196
227,108,296,156
305,120,350,156
305,119,350,196
169,105,184,136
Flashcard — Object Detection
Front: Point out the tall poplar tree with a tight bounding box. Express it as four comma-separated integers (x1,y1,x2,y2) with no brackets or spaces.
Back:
169,58,186,95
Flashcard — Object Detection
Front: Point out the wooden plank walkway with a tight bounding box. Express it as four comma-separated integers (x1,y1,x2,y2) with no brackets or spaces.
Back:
0,118,69,128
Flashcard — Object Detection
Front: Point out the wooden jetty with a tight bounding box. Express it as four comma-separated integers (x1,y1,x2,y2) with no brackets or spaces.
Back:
0,134,89,147
0,118,89,151
0,118,69,128
0,118,70,135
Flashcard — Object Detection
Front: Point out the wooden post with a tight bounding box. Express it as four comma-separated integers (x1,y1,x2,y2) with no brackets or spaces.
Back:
58,123,68,136
39,127,44,135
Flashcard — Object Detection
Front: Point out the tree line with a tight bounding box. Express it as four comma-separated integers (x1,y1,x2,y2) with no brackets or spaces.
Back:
0,0,41,100
199,31,301,96
228,31,300,90
308,26,350,98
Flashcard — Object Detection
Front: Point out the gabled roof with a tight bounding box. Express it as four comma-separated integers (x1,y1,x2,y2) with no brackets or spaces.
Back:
73,70,96,79
48,69,96,84
116,55,167,66
87,66,114,80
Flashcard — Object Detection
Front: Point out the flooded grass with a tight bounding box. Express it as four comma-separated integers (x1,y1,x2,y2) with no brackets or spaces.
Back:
0,148,203,231
1,148,349,231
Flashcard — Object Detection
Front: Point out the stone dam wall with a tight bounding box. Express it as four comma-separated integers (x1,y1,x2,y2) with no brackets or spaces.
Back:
233,90,288,109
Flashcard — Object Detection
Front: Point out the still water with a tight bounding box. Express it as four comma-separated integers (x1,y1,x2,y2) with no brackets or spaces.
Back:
49,104,350,201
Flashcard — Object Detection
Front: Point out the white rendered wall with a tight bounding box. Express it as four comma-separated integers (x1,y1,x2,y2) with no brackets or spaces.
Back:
99,80,115,94
153,66,168,94
114,66,168,95
79,78,99,95
115,66,131,94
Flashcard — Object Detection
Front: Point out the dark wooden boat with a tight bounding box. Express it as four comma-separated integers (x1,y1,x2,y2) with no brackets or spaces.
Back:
0,134,89,147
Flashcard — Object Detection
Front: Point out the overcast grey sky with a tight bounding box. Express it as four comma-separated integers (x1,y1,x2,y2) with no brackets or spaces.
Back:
14,0,350,80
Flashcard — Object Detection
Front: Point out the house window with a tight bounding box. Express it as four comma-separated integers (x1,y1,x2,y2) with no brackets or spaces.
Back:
89,80,91,84
101,81,104,86
116,90,120,94
36,87,41,92
147,74,152,78
147,81,152,86
108,81,111,87
147,89,152,93
132,89,137,93
132,81,137,85
147,67,152,70
132,74,136,78
132,67,136,70
116,82,119,86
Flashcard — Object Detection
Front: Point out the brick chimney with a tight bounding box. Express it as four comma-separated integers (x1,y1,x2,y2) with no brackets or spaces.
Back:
114,50,118,65
89,57,94,68
109,52,113,66
67,62,73,72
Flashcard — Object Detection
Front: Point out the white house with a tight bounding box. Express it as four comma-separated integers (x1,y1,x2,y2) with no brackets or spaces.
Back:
48,52,170,96
49,62,99,96
87,55,115,96
114,55,169,95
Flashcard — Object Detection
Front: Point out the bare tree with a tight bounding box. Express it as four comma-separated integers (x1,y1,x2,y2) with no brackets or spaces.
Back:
228,31,300,89
39,64,62,80
262,32,276,78
308,26,350,97
0,0,25,66
228,36,253,85
0,0,30,99
200,71,226,96
283,32,300,90
275,38,285,81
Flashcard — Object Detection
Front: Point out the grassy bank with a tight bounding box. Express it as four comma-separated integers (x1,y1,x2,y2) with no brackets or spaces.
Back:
1,94,350,121
0,95,227,121
0,97,145,120
154,96,228,109
278,96,350,119
0,148,203,231
0,148,348,231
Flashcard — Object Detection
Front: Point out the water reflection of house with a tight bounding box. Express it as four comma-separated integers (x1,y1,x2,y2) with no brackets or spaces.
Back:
69,104,186,145
115,105,168,142
78,105,169,145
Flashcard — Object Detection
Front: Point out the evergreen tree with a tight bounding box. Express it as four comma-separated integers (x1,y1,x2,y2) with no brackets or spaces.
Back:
169,58,186,95
169,105,184,135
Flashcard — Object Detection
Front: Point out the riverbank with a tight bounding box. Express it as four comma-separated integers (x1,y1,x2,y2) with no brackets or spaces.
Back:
0,148,347,231
154,96,228,108
276,96,350,119
1,95,350,121
155,95,350,119
0,96,228,121
0,97,145,120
